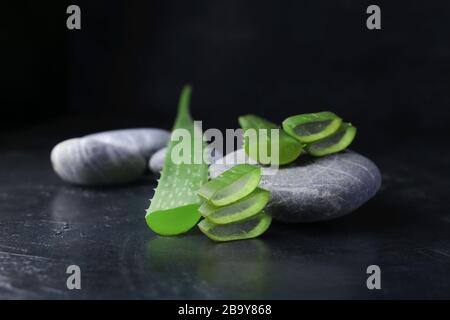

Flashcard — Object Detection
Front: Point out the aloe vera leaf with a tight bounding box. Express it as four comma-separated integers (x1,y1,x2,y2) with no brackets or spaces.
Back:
238,115,303,165
306,123,357,157
197,164,261,206
199,187,270,224
145,86,208,236
198,211,272,242
282,111,342,143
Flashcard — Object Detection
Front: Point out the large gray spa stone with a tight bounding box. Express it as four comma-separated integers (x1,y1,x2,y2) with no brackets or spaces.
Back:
209,149,381,223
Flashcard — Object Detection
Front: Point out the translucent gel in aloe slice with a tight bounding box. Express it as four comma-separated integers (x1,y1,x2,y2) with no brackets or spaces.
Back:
282,111,342,143
198,212,272,242
197,164,261,206
199,188,270,224
306,123,357,157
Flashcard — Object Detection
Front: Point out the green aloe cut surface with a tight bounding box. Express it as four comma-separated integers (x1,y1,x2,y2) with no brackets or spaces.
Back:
198,211,272,242
239,115,303,165
199,187,270,224
145,86,208,236
197,164,261,206
306,123,357,157
282,111,342,143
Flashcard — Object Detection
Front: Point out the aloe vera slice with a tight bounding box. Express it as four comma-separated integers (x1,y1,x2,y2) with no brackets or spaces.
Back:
197,164,261,206
282,111,342,143
198,212,272,242
145,86,208,236
239,115,303,165
306,123,357,157
199,187,270,224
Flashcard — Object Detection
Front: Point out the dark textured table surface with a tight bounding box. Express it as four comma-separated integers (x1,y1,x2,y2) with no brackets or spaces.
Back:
0,130,449,299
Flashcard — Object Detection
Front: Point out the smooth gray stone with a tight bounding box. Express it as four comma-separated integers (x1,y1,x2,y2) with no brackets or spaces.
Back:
209,149,382,223
51,128,170,186
148,146,223,174
149,147,167,173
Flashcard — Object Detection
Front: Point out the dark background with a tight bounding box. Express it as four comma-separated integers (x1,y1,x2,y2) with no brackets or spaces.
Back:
1,1,450,299
2,0,450,151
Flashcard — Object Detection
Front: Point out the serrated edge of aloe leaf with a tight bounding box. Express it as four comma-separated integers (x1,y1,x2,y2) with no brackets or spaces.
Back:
198,164,262,207
239,114,303,166
306,123,357,157
197,212,272,242
282,111,343,143
199,188,270,225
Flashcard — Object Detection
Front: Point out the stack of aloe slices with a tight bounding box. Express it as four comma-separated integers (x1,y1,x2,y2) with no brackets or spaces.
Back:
239,111,357,165
282,111,357,157
197,164,272,242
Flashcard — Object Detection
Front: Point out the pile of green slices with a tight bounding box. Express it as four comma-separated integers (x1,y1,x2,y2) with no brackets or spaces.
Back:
196,112,357,242
197,164,272,242
240,112,357,165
